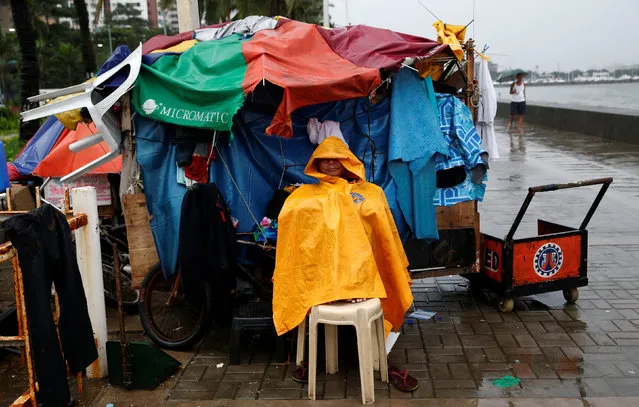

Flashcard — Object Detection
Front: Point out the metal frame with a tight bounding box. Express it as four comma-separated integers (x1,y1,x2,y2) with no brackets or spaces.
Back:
0,189,89,407
477,178,613,303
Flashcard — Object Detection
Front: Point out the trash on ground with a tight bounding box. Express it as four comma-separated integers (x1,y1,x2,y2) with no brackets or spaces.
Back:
408,309,437,321
492,375,521,388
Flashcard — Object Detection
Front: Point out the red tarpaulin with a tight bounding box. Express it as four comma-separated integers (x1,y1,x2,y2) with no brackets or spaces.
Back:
242,21,381,138
316,24,449,69
33,123,122,177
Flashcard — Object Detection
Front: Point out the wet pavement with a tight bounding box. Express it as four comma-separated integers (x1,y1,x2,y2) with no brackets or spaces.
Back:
160,119,639,403
4,118,639,406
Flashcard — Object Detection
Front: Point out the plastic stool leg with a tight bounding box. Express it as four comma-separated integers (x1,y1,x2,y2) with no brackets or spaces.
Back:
296,318,306,366
325,324,338,374
375,317,388,383
308,317,319,400
355,319,375,404
371,329,380,372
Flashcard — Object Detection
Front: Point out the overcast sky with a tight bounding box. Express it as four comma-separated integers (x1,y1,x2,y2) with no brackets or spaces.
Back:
328,0,639,73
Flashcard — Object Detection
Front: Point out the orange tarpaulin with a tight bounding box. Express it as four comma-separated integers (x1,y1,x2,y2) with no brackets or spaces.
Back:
33,123,122,177
242,21,382,138
272,137,413,335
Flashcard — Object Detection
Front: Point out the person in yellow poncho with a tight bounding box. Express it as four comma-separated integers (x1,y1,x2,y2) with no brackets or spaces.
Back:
273,136,418,392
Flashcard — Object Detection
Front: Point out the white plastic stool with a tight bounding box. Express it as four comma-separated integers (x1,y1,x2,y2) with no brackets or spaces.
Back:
297,298,388,404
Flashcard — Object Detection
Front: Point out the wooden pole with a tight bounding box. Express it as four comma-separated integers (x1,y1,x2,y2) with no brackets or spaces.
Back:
465,39,476,122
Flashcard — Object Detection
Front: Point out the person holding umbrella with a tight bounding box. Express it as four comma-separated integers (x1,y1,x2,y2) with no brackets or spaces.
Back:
508,72,527,131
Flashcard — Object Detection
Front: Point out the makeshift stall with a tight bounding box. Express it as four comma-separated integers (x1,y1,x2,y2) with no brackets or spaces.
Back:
19,17,491,351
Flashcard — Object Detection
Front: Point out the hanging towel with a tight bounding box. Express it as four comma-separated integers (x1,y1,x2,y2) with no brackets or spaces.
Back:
388,69,449,240
307,118,346,145
476,58,499,159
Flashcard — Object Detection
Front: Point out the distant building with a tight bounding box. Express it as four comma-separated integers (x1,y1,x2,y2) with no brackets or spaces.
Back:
85,0,156,31
158,5,179,33
0,0,14,33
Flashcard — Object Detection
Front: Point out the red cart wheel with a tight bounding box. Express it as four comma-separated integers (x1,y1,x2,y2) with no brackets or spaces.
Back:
563,287,579,304
498,298,514,313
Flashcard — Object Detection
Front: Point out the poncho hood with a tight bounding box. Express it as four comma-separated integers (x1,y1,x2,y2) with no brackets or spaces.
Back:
304,136,365,183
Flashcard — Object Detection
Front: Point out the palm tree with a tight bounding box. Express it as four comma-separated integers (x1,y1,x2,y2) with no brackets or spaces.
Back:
73,0,97,79
10,0,41,140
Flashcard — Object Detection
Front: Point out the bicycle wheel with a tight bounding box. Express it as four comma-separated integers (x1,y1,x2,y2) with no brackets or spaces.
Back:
138,264,213,350
102,252,139,314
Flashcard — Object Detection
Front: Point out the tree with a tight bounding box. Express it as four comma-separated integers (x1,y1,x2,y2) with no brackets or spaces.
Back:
0,28,19,103
73,0,97,79
10,0,41,140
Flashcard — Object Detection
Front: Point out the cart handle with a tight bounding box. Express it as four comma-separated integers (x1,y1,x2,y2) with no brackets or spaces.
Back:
505,177,613,241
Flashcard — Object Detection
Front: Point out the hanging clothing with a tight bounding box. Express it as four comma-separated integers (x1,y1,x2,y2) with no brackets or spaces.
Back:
388,69,449,240
136,118,188,277
476,58,500,159
273,137,413,336
179,183,237,320
4,204,98,407
307,118,345,145
434,94,488,206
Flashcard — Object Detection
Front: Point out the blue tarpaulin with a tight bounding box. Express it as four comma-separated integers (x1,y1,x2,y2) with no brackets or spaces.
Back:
136,97,406,276
12,116,65,175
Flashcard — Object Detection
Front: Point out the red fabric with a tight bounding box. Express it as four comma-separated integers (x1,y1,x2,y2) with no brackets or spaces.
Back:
7,163,22,181
316,25,449,69
142,22,229,54
33,123,122,177
184,155,210,184
242,21,381,138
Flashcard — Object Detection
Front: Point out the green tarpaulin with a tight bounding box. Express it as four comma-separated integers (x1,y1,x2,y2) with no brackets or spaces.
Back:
132,35,247,131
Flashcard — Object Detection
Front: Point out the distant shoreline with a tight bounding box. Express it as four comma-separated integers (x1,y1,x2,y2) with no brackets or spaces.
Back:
495,79,639,87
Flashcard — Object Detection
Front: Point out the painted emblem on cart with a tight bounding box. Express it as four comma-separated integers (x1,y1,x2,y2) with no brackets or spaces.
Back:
534,243,563,278
484,249,500,273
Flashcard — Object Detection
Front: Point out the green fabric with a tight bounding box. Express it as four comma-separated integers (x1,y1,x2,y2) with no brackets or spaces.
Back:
492,375,521,388
133,35,247,131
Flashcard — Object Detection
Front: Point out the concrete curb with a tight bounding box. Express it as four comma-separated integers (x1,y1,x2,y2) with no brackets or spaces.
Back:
496,102,639,145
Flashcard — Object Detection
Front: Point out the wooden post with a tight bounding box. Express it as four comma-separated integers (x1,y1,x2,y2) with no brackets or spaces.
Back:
465,39,476,122
177,0,200,33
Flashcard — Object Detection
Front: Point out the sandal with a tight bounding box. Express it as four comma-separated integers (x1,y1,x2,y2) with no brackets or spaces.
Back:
291,361,308,383
389,366,419,392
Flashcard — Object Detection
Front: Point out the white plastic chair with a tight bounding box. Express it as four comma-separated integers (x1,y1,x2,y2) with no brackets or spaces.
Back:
20,44,143,182
297,298,388,404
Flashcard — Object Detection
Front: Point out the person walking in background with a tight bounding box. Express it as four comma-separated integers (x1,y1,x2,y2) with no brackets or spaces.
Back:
508,72,527,131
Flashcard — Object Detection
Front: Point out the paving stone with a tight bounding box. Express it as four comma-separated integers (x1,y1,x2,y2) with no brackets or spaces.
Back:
235,381,261,399
180,364,207,382
214,381,240,399
258,388,302,400
460,335,498,348
427,363,451,380
322,378,346,399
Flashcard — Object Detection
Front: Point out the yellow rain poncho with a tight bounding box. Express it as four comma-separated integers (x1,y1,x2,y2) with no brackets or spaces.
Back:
272,137,413,335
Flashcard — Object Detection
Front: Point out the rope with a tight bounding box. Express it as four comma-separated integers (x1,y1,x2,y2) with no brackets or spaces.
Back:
415,0,442,21
277,138,286,189
215,146,267,242
469,82,480,107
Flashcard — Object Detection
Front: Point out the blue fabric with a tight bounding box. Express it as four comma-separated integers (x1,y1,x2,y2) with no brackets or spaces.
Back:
434,94,487,206
213,97,406,237
12,116,64,175
135,117,187,277
98,45,131,88
388,69,448,240
0,141,10,190
136,97,409,275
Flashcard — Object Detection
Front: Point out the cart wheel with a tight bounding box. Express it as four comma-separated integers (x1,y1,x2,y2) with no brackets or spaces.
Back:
563,287,579,304
498,298,514,313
